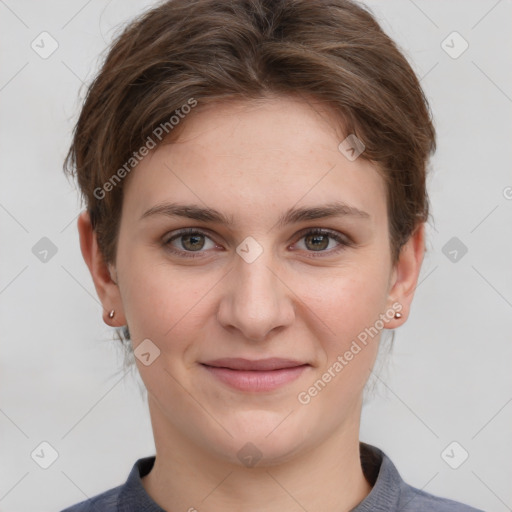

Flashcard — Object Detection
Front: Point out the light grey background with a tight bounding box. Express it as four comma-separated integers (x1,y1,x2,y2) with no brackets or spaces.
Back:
1,1,511,511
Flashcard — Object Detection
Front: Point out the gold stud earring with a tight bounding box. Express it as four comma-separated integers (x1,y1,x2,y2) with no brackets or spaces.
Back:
108,309,115,319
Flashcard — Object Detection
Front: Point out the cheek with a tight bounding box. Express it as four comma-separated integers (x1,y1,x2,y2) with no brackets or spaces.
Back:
118,262,211,396
296,260,390,341
118,232,391,352
294,265,390,406
298,275,387,406
117,247,218,350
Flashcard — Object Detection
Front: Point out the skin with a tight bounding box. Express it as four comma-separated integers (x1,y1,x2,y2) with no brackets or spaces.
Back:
78,95,425,512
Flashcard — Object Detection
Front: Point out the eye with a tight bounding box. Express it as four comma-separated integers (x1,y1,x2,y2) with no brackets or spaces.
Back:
163,228,219,258
293,228,352,257
163,227,352,259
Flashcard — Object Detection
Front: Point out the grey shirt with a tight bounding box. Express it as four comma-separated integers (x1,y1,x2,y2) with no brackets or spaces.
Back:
60,442,484,511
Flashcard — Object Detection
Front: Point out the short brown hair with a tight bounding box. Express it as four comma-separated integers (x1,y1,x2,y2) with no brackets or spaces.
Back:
64,0,436,341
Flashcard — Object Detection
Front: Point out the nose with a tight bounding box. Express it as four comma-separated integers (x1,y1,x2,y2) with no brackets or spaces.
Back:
216,247,295,342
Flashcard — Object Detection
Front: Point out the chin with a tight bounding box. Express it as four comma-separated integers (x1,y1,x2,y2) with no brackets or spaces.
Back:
210,435,307,469
205,412,313,468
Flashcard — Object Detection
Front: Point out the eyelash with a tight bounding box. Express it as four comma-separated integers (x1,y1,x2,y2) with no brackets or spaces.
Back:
162,228,353,259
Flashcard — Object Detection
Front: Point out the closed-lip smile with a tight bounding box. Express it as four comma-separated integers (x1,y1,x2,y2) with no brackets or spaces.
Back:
201,357,308,371
200,358,310,392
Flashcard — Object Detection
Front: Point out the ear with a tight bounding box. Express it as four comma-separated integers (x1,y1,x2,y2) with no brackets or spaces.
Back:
77,210,126,326
386,222,426,327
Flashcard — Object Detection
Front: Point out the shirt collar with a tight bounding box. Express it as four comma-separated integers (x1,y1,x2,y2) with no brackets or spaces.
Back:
118,442,401,512
351,442,401,511
117,456,165,512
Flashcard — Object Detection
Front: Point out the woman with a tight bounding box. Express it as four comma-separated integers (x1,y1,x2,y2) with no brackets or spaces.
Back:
61,0,483,510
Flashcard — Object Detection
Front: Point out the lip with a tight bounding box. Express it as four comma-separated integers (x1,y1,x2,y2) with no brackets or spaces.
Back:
200,358,310,392
202,357,307,371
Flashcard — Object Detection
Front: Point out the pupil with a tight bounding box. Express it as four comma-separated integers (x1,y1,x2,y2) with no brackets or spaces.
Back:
184,234,204,251
307,234,328,251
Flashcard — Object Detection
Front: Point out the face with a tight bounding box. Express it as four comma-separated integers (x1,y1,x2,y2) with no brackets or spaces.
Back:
82,95,424,467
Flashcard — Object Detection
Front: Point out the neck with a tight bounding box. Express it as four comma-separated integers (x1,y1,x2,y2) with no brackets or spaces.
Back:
142,397,372,512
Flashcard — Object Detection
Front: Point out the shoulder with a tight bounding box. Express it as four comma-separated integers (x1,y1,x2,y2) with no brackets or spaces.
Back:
399,485,485,511
59,456,157,512
358,442,484,512
59,484,122,512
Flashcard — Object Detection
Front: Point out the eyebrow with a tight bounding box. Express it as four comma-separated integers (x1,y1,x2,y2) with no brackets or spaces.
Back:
140,200,370,228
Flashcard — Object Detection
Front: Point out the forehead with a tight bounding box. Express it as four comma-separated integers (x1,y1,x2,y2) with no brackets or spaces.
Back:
121,96,387,229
